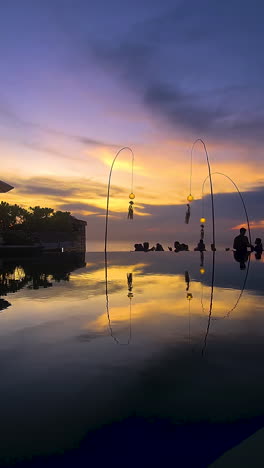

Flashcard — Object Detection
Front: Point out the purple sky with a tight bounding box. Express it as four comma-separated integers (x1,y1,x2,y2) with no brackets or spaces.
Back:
1,0,264,249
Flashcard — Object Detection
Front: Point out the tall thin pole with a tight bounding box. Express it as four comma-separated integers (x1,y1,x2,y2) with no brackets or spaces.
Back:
191,139,216,248
104,146,134,258
201,172,252,246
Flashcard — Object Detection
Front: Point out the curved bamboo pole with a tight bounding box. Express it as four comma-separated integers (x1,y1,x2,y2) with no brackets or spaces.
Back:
201,172,252,245
189,139,216,249
104,147,134,257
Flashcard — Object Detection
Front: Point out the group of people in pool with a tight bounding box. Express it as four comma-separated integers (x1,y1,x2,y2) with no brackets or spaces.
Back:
134,228,263,259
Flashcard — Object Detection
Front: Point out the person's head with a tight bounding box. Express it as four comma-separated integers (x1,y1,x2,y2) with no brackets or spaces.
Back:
174,241,180,247
240,227,246,235
255,238,262,245
143,242,149,250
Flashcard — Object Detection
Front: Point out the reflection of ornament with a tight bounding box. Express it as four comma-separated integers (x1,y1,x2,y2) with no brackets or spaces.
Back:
187,293,193,300
200,267,205,274
128,292,133,298
187,194,194,202
129,193,135,199
200,217,206,223
200,224,205,240
128,201,134,219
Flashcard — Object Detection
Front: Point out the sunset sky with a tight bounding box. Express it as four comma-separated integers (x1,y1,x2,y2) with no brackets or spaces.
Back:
1,0,264,249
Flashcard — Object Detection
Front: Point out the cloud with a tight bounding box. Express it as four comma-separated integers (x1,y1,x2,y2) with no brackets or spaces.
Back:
0,100,120,151
88,0,264,145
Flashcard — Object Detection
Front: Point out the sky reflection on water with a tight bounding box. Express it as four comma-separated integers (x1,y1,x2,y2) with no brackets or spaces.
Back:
0,251,263,463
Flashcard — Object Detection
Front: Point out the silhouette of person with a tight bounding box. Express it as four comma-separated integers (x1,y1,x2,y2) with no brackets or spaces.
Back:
174,241,181,252
233,227,251,253
181,243,189,251
155,243,164,251
185,204,190,224
194,239,206,251
200,224,204,240
134,243,144,251
143,242,155,252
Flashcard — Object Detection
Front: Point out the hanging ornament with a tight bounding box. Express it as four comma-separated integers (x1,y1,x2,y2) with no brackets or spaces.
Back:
187,194,194,202
200,267,205,274
185,271,190,291
128,201,134,219
200,217,206,223
129,193,135,199
187,292,193,300
185,204,191,224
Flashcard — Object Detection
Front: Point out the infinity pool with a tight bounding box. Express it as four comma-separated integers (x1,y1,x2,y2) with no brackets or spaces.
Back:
0,251,263,466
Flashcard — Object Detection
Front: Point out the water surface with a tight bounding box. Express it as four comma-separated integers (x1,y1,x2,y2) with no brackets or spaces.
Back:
0,251,263,465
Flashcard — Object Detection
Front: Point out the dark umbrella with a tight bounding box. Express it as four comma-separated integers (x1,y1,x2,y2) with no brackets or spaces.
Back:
0,180,14,193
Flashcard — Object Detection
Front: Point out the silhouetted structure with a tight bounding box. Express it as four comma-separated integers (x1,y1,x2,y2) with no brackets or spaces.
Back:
233,227,251,253
194,240,206,251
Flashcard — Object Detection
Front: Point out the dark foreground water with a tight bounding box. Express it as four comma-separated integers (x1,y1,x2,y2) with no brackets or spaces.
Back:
0,251,263,467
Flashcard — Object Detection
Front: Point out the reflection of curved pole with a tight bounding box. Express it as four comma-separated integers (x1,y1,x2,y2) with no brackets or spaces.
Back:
104,147,134,257
201,172,252,245
104,255,132,345
216,255,250,320
190,139,215,248
202,251,216,356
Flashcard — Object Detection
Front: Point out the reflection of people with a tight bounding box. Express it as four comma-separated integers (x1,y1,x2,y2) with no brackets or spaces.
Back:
155,243,164,251
233,250,250,270
194,239,206,251
233,227,251,253
254,238,263,253
254,238,263,260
